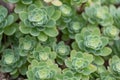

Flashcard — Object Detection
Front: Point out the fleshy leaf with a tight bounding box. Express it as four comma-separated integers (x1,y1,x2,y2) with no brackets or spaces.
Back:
93,56,104,65
21,0,33,4
19,22,31,34
44,27,58,37
100,47,112,56
37,32,48,41
52,10,61,21
4,23,17,35
19,11,28,22
30,28,40,36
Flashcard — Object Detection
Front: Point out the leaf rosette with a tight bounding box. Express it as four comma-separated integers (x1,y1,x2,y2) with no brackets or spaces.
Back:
110,5,120,29
75,25,112,56
18,35,37,56
57,69,81,80
110,39,120,57
0,49,27,78
82,4,113,26
103,25,120,40
27,60,61,80
84,35,102,50
65,50,97,75
54,41,70,65
0,6,18,36
27,8,49,28
108,56,120,79
19,3,61,41
96,72,116,80
31,44,56,62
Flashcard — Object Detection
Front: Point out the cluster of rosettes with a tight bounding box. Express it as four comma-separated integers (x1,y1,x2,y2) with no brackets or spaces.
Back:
0,0,120,80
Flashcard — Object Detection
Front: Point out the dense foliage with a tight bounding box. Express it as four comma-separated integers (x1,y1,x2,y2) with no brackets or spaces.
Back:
0,0,120,80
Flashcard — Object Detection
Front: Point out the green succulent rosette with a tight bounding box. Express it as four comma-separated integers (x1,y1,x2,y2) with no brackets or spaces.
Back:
75,25,112,56
0,5,18,36
30,43,56,62
65,50,97,77
110,39,120,57
108,56,120,79
68,21,81,33
82,4,113,26
57,69,81,80
55,41,70,57
27,60,61,80
103,25,119,40
96,72,116,80
84,35,103,50
57,4,73,29
110,5,120,29
61,15,87,39
18,35,37,56
19,1,61,41
0,49,27,78
54,41,70,65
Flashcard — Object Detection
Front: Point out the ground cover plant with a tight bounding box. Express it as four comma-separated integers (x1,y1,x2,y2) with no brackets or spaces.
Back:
0,0,120,80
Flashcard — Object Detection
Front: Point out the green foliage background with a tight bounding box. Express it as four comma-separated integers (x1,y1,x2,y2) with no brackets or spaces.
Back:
0,0,120,80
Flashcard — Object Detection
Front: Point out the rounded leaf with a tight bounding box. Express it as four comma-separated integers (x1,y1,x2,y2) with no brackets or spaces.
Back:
44,27,58,37
37,32,48,41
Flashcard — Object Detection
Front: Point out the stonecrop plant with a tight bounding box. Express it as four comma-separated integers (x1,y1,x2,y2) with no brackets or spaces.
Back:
0,0,120,80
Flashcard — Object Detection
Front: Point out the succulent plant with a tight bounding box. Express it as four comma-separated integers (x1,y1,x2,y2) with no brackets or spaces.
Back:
57,69,81,80
0,5,18,36
110,5,120,29
65,50,97,77
82,4,113,26
61,15,87,39
103,25,120,40
31,43,56,62
75,25,112,56
54,41,70,65
19,1,61,41
108,56,120,79
110,39,120,57
96,72,116,80
27,60,61,80
18,35,37,56
0,0,120,79
0,49,27,78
